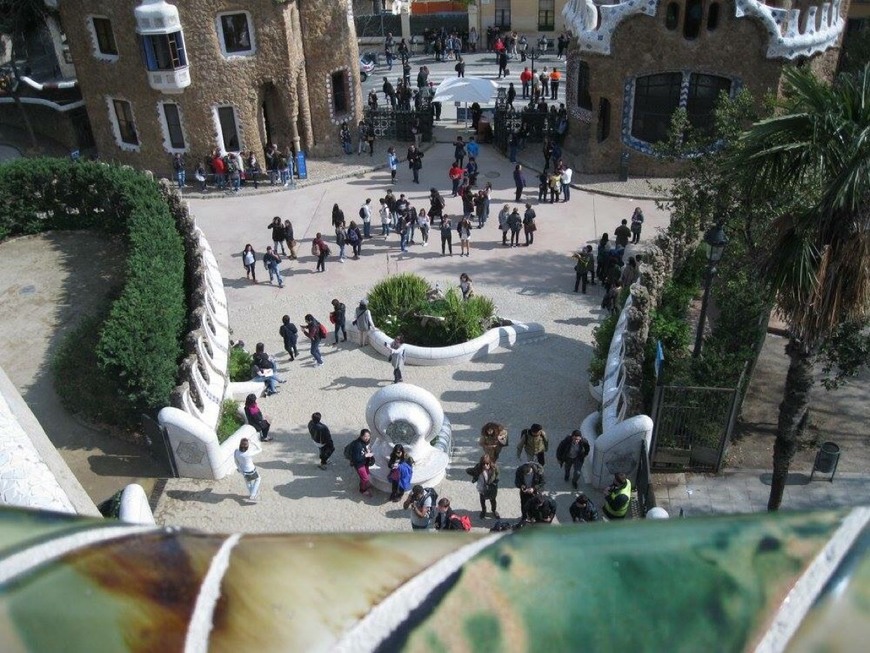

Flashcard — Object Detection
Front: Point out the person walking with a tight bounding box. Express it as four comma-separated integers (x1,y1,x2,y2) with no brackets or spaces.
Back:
429,188,445,226
417,208,430,246
556,430,590,489
353,300,374,347
350,429,376,498
360,198,373,239
523,204,537,246
279,314,299,361
574,247,593,293
449,161,464,197
630,207,645,244
263,246,284,288
234,437,262,501
453,136,467,168
284,219,297,259
347,221,363,259
408,145,423,184
241,243,257,283
388,335,406,383
517,423,548,465
457,216,472,257
379,198,391,237
243,394,272,442
335,223,347,263
313,232,330,272
467,454,500,519
330,298,348,343
513,164,526,202
479,422,508,461
515,461,544,522
302,314,325,366
172,153,186,189
308,412,335,470
440,217,453,256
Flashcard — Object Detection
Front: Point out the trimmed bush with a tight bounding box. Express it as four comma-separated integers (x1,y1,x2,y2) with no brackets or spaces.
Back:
217,400,244,444
228,347,254,382
0,159,186,422
368,273,497,346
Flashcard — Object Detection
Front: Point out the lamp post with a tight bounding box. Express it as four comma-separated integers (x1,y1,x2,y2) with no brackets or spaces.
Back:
527,48,537,106
692,223,728,358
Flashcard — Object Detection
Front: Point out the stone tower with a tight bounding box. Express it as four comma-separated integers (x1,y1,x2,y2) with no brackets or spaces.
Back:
560,0,850,175
58,0,363,175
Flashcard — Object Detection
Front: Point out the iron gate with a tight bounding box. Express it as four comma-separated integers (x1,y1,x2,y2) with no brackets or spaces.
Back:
363,105,434,143
649,378,743,473
492,90,556,153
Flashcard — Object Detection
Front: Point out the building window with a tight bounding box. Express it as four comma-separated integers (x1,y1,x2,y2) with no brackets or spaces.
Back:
684,0,703,39
707,3,720,31
217,106,240,151
89,16,118,59
111,99,139,146
597,98,611,142
494,0,511,29
686,74,731,134
141,31,187,71
631,73,682,144
538,0,556,31
217,12,255,57
576,61,592,111
665,3,680,31
161,103,186,150
331,71,349,114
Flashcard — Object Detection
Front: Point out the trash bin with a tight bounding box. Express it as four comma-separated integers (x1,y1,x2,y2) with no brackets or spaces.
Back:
618,151,630,182
811,441,840,482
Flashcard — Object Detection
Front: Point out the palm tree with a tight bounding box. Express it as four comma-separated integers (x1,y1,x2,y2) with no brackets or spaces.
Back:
734,65,870,511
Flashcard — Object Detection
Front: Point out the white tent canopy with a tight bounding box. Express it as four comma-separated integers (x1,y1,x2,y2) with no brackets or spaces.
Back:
431,77,498,105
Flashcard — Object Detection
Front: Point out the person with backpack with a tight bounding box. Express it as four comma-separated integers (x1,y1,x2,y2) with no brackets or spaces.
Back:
434,498,471,531
602,281,622,316
352,299,374,347
262,246,284,288
313,232,330,272
267,217,287,255
359,198,373,238
307,412,335,470
527,490,557,524
387,335,406,383
574,246,594,294
515,461,544,522
346,221,362,259
556,430,591,489
302,314,326,366
569,493,600,523
523,204,537,246
335,223,347,263
517,423,548,465
404,485,436,530
349,428,375,498
279,314,299,361
467,454,500,519
330,298,347,343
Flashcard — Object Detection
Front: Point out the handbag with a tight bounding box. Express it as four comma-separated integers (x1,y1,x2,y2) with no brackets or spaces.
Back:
329,311,337,324
242,469,260,481
311,241,319,256
388,467,400,482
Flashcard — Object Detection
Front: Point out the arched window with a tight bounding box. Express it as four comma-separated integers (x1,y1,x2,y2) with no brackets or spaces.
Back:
707,2,720,31
665,3,680,31
686,74,731,134
332,71,349,114
684,0,703,39
577,61,592,111
597,98,611,142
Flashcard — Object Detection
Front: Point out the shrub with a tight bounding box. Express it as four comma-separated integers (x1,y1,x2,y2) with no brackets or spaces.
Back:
228,347,254,382
588,313,618,385
0,159,186,422
368,273,496,347
217,400,244,443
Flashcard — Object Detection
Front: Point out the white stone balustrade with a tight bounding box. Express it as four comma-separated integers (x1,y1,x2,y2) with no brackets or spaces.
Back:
581,287,654,489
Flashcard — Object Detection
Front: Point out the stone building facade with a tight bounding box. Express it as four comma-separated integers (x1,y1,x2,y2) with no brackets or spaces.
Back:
58,0,363,174
561,0,851,175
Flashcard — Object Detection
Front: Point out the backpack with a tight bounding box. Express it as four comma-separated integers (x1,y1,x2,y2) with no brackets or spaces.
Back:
318,322,328,339
359,207,366,219
450,514,472,532
343,440,355,462
311,240,319,256
420,487,438,510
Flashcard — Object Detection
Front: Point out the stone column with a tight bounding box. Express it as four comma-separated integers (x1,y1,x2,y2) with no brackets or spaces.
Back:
400,5,411,41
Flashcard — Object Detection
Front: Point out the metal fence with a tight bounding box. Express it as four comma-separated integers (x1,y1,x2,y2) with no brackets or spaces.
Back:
635,440,653,517
649,368,746,473
492,91,556,153
363,104,434,143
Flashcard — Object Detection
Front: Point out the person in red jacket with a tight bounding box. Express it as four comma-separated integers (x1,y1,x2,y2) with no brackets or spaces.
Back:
520,67,533,100
448,162,464,197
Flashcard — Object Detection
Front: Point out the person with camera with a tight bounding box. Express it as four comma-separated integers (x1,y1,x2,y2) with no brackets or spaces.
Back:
350,429,376,498
603,472,633,519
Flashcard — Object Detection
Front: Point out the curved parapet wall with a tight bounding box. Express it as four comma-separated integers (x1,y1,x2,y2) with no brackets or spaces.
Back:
367,320,546,366
117,483,155,526
564,0,658,55
0,506,865,651
736,0,846,60
0,365,99,517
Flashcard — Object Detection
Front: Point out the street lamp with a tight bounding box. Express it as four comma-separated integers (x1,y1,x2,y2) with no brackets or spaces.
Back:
692,223,729,358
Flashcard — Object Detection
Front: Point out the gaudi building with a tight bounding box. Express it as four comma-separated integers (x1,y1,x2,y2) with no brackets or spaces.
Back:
59,0,363,171
560,0,850,174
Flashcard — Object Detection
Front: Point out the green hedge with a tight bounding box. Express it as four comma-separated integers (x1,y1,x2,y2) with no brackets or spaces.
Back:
0,159,186,420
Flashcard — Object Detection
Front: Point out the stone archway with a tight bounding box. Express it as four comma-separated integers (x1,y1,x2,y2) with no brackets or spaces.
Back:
259,82,293,151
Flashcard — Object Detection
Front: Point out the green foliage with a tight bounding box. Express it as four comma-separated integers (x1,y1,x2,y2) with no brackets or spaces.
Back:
97,490,123,519
588,313,618,385
817,319,870,390
839,30,870,77
368,273,497,346
217,400,244,444
228,347,254,382
0,159,187,420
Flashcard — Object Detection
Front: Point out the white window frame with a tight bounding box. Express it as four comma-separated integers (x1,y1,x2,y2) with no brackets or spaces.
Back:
215,11,256,58
106,97,140,152
212,104,243,154
86,15,118,62
327,66,355,125
158,101,188,153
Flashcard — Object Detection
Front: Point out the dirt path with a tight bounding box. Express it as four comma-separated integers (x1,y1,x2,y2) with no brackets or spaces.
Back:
0,232,166,504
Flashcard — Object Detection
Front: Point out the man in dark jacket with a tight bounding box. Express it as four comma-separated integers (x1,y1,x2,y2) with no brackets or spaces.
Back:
556,430,591,489
614,219,632,248
569,493,600,523
515,461,544,521
330,299,347,343
527,491,557,524
307,412,335,470
513,164,526,202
